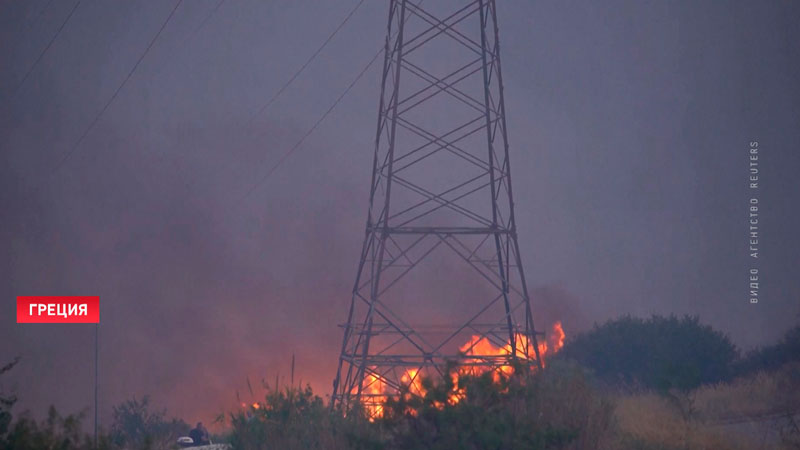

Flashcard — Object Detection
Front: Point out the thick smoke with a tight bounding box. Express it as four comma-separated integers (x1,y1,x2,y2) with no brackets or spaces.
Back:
1,0,798,427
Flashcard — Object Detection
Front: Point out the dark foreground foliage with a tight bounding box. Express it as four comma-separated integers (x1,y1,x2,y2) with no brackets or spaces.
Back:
556,315,739,391
227,361,614,450
379,361,613,450
0,358,19,444
0,358,186,450
228,384,380,450
3,316,798,449
108,396,189,449
0,406,105,450
0,396,186,450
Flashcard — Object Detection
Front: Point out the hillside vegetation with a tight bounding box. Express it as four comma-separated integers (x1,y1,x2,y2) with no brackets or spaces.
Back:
2,315,798,450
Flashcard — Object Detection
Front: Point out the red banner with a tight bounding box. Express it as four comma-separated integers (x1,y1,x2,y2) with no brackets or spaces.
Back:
17,296,99,323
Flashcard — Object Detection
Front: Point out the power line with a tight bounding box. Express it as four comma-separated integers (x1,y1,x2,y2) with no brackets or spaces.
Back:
247,0,367,128
147,0,228,191
12,1,80,98
52,0,184,174
239,0,429,199
150,0,376,227
145,0,228,89
239,44,383,202
24,0,55,32
193,0,226,34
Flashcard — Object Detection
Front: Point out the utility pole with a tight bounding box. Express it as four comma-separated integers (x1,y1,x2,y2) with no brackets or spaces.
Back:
332,0,542,416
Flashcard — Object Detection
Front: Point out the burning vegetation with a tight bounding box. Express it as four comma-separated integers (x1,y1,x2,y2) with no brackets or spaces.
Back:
355,321,566,419
3,317,799,449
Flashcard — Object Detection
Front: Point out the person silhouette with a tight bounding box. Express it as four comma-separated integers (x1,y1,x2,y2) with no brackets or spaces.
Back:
188,422,209,446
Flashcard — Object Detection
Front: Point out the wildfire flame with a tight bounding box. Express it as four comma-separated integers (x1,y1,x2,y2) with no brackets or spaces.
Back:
401,368,426,397
359,321,566,419
352,371,388,419
551,321,565,353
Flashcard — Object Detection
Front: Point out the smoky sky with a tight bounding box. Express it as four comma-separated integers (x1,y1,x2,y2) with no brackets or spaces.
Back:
2,0,799,428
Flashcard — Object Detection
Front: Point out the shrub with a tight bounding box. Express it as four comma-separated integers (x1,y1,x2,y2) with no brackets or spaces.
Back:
108,396,188,450
229,384,380,450
0,406,108,450
379,361,614,450
735,325,800,376
226,363,614,450
557,315,738,391
0,358,20,444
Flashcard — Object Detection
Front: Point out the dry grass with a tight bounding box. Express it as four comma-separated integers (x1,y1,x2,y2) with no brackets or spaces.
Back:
614,392,754,449
612,363,800,450
695,363,800,422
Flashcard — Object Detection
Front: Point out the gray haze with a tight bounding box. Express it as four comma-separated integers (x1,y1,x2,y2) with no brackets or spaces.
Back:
1,0,799,426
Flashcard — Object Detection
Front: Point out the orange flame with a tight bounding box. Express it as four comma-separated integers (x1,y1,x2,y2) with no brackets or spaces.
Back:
401,368,426,397
359,321,565,418
352,370,388,419
551,321,565,352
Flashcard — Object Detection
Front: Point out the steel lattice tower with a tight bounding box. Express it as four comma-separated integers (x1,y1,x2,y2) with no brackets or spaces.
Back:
332,0,542,414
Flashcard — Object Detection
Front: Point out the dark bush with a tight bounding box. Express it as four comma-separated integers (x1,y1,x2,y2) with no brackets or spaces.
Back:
0,406,106,450
229,384,380,450
556,315,738,391
735,325,800,376
108,396,188,449
225,362,614,450
0,358,20,445
379,361,613,450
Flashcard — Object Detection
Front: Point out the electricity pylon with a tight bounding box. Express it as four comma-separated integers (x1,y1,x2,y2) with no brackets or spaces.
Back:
332,0,542,415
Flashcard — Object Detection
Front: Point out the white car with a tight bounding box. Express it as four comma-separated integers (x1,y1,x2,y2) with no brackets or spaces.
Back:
176,436,230,449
